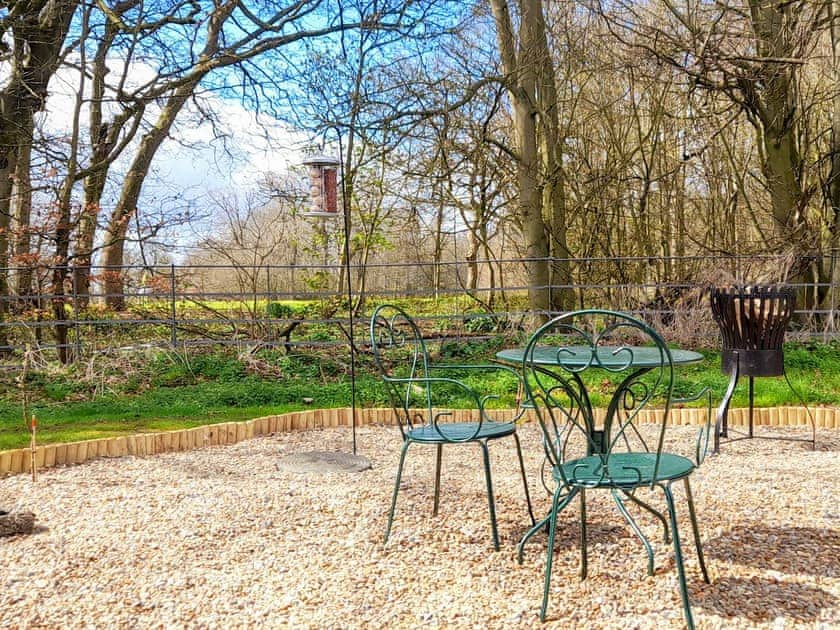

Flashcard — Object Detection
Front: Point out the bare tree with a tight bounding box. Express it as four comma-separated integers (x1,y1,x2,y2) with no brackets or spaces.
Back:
488,0,552,319
0,0,78,353
97,0,453,309
72,0,200,306
591,0,827,263
195,192,288,318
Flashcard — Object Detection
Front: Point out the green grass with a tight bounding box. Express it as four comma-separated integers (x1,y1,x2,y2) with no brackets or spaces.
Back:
672,343,840,408
1,403,289,450
0,375,388,450
1,340,838,451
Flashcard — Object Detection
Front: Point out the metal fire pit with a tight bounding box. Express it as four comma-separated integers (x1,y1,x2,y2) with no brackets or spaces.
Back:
711,285,795,377
710,285,815,452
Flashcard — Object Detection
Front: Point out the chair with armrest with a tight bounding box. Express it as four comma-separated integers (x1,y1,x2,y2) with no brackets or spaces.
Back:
369,303,535,550
518,309,712,628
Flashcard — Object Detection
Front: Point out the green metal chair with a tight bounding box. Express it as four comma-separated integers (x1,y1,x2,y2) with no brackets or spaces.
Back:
369,304,535,550
517,310,711,628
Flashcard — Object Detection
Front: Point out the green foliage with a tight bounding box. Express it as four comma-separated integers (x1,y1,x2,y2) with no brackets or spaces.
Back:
21,371,90,402
266,302,295,318
307,329,336,343
43,382,78,402
0,374,384,450
464,312,510,333
121,374,144,394
784,340,840,371
438,336,504,361
189,354,247,380
302,270,331,291
2,315,840,451
147,351,246,386
148,355,194,387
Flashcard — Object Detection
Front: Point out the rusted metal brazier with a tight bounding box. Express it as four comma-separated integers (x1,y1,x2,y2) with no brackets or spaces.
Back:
710,285,814,452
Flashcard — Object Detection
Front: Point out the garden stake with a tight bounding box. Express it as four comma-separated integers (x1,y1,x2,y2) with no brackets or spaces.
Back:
30,414,37,482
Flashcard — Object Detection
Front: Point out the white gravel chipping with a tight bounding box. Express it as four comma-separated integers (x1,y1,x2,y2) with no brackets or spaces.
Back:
1,422,838,629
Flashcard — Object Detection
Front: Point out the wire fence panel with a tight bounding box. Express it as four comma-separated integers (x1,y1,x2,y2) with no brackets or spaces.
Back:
0,254,838,364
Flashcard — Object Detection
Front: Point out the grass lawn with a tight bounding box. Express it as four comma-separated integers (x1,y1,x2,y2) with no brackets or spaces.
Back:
0,341,837,451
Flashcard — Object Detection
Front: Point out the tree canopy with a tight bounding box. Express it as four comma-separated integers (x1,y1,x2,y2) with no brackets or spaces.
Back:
2,0,839,360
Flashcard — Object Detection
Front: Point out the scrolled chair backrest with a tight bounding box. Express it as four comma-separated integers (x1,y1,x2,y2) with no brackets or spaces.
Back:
369,304,431,437
522,309,675,488
370,304,499,443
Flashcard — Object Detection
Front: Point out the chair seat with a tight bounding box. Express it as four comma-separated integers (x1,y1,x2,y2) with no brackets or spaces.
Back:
407,421,517,443
557,452,695,487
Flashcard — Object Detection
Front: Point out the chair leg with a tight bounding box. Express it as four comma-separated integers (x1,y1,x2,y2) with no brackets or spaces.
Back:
663,483,696,630
619,488,670,543
612,489,655,576
518,515,549,564
518,488,577,564
540,484,565,622
433,444,443,516
683,477,710,584
579,489,588,580
512,432,535,525
478,440,500,551
384,441,411,545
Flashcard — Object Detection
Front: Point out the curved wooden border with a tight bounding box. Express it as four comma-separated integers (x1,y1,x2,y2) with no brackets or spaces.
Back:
0,406,835,476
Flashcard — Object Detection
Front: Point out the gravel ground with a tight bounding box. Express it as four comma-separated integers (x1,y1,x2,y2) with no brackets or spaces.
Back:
0,422,837,629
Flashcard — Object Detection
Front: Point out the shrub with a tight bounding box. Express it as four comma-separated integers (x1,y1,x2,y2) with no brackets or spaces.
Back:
266,302,295,319
464,312,509,333
189,354,247,380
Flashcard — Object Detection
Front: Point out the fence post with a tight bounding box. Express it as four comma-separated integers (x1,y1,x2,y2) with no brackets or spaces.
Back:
170,264,177,347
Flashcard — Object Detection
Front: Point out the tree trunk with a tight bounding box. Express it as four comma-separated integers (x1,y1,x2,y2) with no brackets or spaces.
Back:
760,102,803,243
0,157,11,354
825,0,840,310
465,225,480,291
12,118,34,306
433,192,445,298
483,237,497,308
747,0,805,246
527,0,573,311
74,202,100,309
489,0,551,321
515,97,551,320
75,133,115,309
75,15,136,308
0,0,77,351
101,84,197,309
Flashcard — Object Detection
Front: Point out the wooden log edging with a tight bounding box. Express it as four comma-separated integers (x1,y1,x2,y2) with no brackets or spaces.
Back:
0,405,836,476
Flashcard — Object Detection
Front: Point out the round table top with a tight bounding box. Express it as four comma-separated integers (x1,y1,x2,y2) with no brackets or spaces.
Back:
495,345,704,369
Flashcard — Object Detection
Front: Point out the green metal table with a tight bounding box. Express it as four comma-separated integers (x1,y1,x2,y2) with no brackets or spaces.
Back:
496,344,703,369
496,345,704,453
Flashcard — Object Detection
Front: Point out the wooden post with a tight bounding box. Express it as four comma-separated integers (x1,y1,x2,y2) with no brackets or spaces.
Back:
29,415,37,481
43,445,56,468
169,264,178,347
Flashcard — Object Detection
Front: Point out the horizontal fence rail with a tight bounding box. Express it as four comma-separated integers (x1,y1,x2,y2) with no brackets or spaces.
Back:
0,254,838,364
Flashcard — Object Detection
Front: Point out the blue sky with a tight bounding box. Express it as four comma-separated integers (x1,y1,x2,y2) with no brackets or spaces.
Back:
40,60,309,259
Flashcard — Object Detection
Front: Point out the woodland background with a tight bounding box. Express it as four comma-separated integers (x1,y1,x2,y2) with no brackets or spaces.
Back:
3,0,840,363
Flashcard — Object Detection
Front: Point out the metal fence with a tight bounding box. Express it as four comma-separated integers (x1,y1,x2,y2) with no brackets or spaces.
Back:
1,253,838,363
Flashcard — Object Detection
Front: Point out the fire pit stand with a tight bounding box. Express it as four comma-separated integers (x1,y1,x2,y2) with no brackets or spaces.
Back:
710,285,816,453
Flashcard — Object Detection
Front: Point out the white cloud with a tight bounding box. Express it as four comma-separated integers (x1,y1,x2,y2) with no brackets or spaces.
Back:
39,60,308,236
